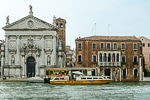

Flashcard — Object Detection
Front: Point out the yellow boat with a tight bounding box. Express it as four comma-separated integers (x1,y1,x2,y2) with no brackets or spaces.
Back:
50,75,112,85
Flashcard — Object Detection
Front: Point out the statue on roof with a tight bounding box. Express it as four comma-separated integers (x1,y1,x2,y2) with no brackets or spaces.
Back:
6,16,9,24
29,5,32,12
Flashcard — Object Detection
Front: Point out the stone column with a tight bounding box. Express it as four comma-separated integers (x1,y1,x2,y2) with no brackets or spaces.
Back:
24,60,27,77
53,35,56,65
16,35,20,65
1,45,4,76
36,54,39,76
139,57,143,81
111,68,113,79
5,35,9,65
41,35,45,65
21,54,25,77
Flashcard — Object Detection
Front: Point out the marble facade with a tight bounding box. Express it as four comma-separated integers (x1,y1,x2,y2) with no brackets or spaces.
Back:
1,6,65,78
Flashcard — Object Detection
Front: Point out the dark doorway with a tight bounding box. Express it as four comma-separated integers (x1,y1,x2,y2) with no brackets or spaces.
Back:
92,69,95,76
27,56,35,77
134,69,138,78
105,69,110,76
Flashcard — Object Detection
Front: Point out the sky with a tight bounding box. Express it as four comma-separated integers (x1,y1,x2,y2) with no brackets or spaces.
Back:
0,0,150,49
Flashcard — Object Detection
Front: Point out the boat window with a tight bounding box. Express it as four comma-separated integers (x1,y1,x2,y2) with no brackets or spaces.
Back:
54,78,59,80
93,77,98,79
60,78,65,80
99,78,103,79
81,77,86,79
87,77,92,79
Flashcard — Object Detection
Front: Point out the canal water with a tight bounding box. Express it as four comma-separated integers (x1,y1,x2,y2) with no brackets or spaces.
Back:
0,82,150,100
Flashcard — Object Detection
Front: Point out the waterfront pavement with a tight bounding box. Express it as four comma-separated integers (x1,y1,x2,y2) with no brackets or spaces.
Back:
0,78,28,82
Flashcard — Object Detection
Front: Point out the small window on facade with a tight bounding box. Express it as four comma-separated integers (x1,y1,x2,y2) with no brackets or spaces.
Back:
56,23,58,27
92,43,96,50
133,56,138,63
123,69,126,78
107,43,111,50
60,23,63,27
142,43,145,47
78,43,82,50
148,43,150,47
78,55,82,63
121,43,126,50
99,53,102,62
113,43,117,50
100,43,104,50
92,55,96,63
121,56,126,63
133,43,138,50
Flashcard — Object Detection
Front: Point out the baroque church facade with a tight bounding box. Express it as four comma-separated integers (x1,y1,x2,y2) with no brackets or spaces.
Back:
1,6,66,78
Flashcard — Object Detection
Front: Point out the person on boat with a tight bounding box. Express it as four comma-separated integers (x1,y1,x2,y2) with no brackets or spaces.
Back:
69,73,72,80
57,72,63,77
73,74,76,80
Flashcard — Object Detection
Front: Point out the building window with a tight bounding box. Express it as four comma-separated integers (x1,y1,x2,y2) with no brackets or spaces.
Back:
148,43,150,47
92,43,96,50
142,43,145,47
123,69,127,78
113,43,117,50
103,53,107,62
108,53,111,62
60,23,64,27
92,55,96,63
133,56,138,63
99,53,102,62
121,43,126,50
78,43,82,50
78,55,82,63
134,69,138,78
107,43,111,50
133,43,138,50
116,53,119,62
121,56,126,63
100,43,104,50
0,60,1,67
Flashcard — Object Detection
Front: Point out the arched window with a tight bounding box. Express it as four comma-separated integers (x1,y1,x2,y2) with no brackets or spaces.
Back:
116,53,119,62
99,53,102,62
103,53,107,62
108,53,111,62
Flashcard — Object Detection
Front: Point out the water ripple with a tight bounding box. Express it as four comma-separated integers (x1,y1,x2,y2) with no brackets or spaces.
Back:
0,82,150,100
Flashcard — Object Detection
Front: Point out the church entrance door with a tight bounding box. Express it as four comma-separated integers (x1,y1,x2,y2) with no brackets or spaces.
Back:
27,56,35,77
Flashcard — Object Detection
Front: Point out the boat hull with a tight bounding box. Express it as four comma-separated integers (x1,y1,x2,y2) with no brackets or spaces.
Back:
50,80,112,85
28,77,44,83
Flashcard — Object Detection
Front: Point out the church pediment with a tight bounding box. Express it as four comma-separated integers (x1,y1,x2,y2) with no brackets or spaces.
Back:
3,15,57,31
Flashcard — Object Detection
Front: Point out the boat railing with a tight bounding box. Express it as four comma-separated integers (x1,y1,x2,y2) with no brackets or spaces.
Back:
76,75,111,80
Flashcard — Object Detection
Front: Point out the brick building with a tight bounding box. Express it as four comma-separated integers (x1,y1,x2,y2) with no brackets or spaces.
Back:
75,36,143,81
139,36,150,70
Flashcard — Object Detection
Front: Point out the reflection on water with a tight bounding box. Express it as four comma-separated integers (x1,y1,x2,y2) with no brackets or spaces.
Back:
0,82,150,100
